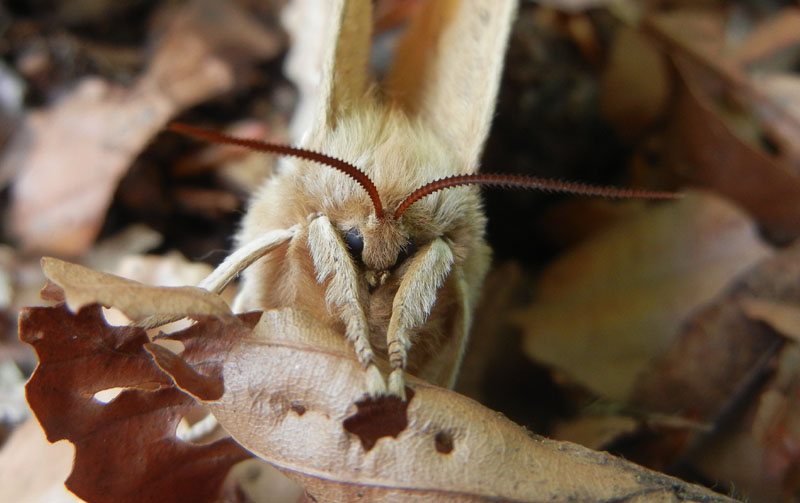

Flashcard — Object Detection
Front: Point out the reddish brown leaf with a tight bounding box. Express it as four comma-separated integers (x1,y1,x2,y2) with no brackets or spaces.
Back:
20,303,252,503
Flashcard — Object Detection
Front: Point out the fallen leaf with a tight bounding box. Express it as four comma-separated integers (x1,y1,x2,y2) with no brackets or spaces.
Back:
729,8,800,68
551,415,640,450
631,240,800,421
113,251,213,288
82,225,163,273
20,303,253,503
40,256,233,324
20,262,737,503
600,26,669,138
516,191,771,400
5,0,281,255
646,8,800,242
692,343,800,503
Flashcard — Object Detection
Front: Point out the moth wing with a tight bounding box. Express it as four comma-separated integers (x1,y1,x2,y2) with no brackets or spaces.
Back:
385,0,517,172
305,0,373,139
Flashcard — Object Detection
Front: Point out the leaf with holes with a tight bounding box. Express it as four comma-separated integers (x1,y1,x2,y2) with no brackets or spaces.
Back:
23,261,737,503
187,309,737,503
19,302,254,503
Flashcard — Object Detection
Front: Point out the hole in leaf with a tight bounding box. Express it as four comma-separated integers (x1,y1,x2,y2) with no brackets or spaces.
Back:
434,430,454,454
93,387,125,404
101,307,131,326
176,407,220,444
342,388,413,452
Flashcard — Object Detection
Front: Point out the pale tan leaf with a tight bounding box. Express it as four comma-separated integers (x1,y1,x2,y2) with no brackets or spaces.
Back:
41,256,233,323
600,26,669,138
692,343,800,502
200,308,735,503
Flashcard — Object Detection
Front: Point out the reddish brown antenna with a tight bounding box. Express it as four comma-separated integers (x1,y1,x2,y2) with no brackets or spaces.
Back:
394,173,681,219
168,123,385,219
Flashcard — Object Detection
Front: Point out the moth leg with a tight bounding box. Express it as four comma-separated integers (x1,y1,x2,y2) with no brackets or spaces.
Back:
136,226,299,330
386,237,455,399
201,226,300,295
435,265,471,389
307,214,385,396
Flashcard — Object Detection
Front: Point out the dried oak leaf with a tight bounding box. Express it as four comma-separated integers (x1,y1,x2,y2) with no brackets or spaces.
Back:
23,260,736,503
20,303,253,503
5,0,281,256
692,343,800,503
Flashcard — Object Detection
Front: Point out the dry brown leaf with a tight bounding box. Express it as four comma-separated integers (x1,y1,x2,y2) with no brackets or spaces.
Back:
5,0,281,255
623,242,800,501
113,252,213,288
20,303,253,503
646,9,800,242
729,8,800,68
516,191,771,400
21,262,736,503
82,225,164,273
41,257,233,324
692,343,800,503
631,241,800,421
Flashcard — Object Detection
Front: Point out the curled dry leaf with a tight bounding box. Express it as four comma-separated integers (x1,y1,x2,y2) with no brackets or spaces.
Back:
40,256,233,325
515,191,771,400
22,261,737,503
5,0,281,255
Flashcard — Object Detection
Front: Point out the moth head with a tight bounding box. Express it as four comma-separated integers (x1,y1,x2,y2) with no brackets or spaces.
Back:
168,122,681,286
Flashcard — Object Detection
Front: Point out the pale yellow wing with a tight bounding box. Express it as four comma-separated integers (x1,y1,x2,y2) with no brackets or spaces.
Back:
385,0,518,171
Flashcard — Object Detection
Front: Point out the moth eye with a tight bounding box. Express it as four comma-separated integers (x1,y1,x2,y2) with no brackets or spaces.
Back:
343,228,364,263
393,238,417,269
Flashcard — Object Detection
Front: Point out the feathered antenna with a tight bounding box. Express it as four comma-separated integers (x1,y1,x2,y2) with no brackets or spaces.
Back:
393,173,681,219
168,123,680,222
168,123,386,219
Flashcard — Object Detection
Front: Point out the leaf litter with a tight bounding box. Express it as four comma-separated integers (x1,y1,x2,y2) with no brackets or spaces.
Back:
1,1,800,502
19,259,736,503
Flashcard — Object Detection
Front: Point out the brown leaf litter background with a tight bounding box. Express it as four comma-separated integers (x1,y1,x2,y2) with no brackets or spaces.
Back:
0,0,799,502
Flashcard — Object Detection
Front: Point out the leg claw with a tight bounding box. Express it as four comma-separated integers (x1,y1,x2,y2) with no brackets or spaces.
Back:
365,364,387,397
388,369,406,401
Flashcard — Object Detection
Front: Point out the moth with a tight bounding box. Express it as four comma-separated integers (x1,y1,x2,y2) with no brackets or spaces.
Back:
166,0,675,399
